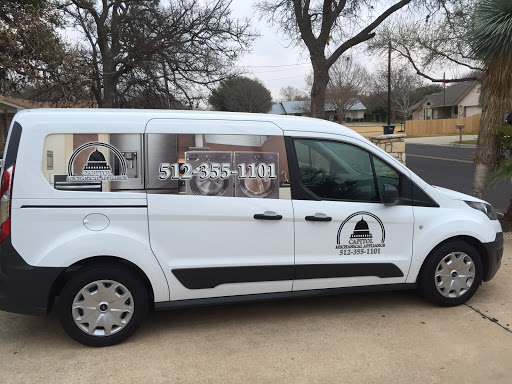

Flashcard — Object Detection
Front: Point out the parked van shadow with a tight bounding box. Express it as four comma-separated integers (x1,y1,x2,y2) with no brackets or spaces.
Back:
141,289,429,336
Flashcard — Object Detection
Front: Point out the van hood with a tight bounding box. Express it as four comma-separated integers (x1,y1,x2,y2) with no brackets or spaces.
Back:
432,186,486,203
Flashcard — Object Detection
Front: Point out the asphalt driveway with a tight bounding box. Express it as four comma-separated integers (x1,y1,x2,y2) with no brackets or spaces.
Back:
1,235,511,384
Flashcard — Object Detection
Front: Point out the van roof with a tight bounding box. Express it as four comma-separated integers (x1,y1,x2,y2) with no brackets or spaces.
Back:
13,108,364,140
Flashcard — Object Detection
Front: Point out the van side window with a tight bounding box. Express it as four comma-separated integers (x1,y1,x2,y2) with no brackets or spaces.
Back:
41,133,290,199
293,139,378,202
372,156,400,198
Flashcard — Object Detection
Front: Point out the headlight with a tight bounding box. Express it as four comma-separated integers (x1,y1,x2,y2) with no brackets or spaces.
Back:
465,201,498,220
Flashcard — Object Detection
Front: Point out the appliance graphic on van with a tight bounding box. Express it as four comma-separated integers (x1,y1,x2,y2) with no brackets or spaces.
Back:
66,142,128,182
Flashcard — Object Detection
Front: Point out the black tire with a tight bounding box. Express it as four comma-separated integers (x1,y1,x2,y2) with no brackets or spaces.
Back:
418,240,483,307
58,264,148,347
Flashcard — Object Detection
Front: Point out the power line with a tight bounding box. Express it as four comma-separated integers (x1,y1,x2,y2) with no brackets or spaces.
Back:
238,62,310,68
247,74,306,81
243,66,311,74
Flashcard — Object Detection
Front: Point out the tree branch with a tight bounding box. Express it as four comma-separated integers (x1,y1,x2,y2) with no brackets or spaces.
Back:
327,0,412,67
397,45,479,83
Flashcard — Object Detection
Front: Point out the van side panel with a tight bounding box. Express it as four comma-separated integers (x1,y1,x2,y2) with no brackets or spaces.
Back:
407,199,499,284
10,205,169,302
8,113,169,302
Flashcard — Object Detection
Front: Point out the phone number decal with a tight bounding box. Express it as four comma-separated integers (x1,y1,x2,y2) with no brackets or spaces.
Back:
339,248,381,256
158,162,277,181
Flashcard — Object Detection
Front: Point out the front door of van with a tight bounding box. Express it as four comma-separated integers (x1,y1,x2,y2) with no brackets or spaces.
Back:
287,134,414,291
145,119,294,301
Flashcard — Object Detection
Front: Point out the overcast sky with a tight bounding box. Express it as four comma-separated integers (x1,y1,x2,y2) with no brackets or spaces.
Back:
228,0,312,101
228,0,393,102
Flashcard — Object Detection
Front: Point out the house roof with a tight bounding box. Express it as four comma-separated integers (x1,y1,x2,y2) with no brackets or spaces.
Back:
281,100,310,114
270,99,366,115
345,100,366,111
0,96,33,110
412,81,479,111
270,103,286,114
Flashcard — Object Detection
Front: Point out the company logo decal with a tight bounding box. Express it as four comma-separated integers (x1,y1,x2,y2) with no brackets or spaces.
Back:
336,212,385,255
66,142,128,182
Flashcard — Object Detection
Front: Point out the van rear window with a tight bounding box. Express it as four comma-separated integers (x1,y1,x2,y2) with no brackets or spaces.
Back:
4,122,22,168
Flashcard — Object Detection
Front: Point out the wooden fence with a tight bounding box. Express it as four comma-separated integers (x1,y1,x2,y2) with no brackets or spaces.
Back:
404,113,481,136
343,125,391,137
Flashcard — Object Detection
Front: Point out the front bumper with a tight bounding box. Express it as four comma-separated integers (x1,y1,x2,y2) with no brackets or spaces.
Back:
483,232,504,282
0,237,64,315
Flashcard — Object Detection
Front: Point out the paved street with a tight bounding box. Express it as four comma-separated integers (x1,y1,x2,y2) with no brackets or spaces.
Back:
406,144,511,213
1,235,511,383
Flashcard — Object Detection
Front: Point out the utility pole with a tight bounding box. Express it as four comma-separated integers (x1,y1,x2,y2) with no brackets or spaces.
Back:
387,41,392,126
443,72,446,108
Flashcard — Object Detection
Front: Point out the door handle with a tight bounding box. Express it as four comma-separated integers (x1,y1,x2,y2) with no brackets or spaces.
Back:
254,211,283,220
305,213,332,222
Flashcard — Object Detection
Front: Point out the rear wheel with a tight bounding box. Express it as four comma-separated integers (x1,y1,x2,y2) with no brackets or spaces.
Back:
419,241,483,307
58,264,148,347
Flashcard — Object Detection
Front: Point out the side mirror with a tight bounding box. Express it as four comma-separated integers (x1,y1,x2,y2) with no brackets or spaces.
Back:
381,184,399,206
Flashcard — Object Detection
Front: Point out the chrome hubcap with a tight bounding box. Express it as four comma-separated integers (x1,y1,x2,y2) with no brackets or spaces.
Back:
435,252,475,298
72,280,134,337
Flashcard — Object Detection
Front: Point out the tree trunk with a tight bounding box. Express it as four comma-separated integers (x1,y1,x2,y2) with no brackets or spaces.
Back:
102,60,115,108
472,58,512,198
504,196,512,221
310,61,329,119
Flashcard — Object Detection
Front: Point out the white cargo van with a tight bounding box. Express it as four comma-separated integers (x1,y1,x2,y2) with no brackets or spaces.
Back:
0,109,503,346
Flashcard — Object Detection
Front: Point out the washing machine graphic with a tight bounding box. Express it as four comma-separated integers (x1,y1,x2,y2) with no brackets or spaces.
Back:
234,152,279,199
185,151,234,197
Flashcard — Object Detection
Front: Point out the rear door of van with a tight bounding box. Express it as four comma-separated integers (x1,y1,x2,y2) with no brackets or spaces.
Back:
8,112,170,303
145,119,294,301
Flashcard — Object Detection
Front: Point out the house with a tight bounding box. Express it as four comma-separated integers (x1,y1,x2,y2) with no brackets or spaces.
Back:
270,100,367,121
410,80,481,120
0,96,97,150
0,96,34,149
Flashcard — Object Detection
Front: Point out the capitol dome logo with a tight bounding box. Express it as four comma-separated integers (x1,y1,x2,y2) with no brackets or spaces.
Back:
66,142,128,182
336,212,386,254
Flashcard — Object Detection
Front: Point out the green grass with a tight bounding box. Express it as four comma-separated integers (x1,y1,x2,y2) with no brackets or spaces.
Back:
450,139,478,145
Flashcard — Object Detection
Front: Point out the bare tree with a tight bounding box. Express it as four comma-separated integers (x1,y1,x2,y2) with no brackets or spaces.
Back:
59,0,255,108
369,0,512,199
369,5,482,85
257,0,414,119
326,57,368,122
279,85,307,101
375,63,423,124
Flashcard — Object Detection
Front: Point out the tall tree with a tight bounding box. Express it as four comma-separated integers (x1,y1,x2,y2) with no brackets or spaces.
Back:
59,0,254,108
257,0,413,118
326,57,368,122
209,76,272,113
0,0,91,103
467,0,512,197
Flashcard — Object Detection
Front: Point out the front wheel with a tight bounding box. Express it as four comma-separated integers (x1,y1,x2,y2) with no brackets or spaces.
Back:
58,264,148,347
419,241,483,307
